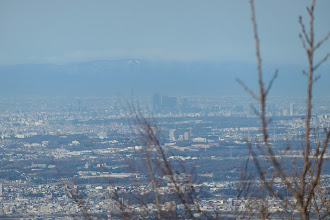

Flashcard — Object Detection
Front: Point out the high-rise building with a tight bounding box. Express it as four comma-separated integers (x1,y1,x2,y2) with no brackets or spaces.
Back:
184,132,189,140
152,93,162,113
181,98,189,112
290,103,295,116
152,93,177,113
169,129,176,142
0,183,2,196
162,95,177,110
283,109,288,116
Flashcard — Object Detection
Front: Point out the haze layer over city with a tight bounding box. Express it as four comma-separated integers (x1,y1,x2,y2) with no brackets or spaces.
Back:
0,0,329,219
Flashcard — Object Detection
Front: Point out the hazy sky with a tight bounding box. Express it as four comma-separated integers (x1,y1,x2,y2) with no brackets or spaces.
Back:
0,0,329,66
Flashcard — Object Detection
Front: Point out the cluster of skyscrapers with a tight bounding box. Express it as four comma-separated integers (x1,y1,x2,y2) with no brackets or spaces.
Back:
169,129,189,142
152,93,178,113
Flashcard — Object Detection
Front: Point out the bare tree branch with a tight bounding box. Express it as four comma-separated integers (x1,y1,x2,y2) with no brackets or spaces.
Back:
246,0,329,219
236,78,259,100
314,32,330,51
313,53,330,72
265,69,278,97
299,16,310,44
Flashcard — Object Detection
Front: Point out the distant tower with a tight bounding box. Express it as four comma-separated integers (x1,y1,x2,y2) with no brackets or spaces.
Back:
169,129,176,142
290,103,295,116
78,100,82,112
184,132,189,141
273,125,276,143
283,109,288,116
0,183,2,196
181,98,188,113
152,93,161,113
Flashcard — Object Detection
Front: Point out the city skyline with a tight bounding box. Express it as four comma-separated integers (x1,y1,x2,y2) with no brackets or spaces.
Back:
0,0,329,218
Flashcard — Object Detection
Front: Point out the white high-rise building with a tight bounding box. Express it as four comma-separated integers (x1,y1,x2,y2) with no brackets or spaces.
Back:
169,129,176,141
184,132,189,140
290,103,295,116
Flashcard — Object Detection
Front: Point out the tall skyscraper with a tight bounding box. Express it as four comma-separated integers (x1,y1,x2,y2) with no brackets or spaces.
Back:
181,98,189,113
290,103,295,116
283,109,288,116
152,93,177,113
152,93,161,113
184,132,189,140
162,95,177,110
169,129,176,142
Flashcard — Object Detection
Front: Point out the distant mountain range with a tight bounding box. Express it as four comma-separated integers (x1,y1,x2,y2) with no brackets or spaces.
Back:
0,59,329,97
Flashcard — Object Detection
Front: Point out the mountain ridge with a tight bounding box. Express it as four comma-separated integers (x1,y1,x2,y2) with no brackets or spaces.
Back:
0,59,328,97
